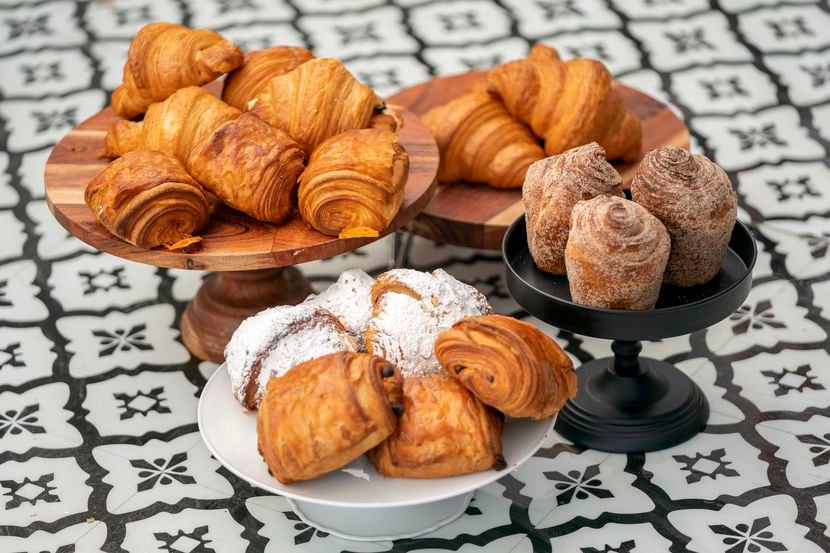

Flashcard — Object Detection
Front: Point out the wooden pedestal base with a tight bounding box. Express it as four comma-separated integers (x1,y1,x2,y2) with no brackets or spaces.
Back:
180,267,314,363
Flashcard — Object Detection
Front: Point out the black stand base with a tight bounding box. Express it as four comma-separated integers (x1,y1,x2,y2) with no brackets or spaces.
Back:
554,341,709,453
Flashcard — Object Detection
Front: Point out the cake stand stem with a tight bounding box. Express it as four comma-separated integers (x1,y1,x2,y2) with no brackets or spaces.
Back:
554,339,709,453
180,267,314,363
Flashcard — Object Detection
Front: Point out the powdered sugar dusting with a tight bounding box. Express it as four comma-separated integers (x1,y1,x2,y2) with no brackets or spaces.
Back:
367,268,492,378
304,269,375,349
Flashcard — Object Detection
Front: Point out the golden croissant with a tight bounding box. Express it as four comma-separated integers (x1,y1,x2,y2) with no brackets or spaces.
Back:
368,375,504,478
298,129,408,238
84,151,210,250
435,315,577,419
112,22,243,119
222,45,314,111
486,44,642,162
257,352,403,484
422,91,544,188
249,58,383,152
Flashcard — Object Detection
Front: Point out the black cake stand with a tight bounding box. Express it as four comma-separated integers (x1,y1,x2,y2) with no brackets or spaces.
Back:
502,215,757,453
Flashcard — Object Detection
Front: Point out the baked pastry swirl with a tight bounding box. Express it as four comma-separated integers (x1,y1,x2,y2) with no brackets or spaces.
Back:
299,128,408,238
258,352,403,484
486,44,641,162
435,315,577,419
368,375,504,478
422,91,544,188
631,146,737,287
84,151,210,250
524,143,624,275
112,22,243,119
225,303,357,410
565,195,670,310
304,269,375,349
222,45,314,111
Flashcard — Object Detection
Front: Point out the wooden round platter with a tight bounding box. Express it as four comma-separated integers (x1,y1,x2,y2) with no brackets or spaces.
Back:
389,71,690,250
44,87,439,362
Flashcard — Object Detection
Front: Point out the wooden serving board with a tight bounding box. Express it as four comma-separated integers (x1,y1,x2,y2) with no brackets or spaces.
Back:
44,102,439,271
389,71,690,250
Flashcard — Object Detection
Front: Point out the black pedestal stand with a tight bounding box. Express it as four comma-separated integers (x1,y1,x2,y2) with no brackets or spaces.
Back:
502,216,756,453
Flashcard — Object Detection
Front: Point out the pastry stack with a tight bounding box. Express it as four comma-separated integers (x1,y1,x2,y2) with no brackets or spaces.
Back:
225,268,577,484
85,22,409,250
523,143,738,310
422,44,642,189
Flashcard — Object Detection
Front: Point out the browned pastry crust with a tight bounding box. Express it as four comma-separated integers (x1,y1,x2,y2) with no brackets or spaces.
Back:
298,128,408,238
486,44,642,162
434,315,577,419
368,375,504,478
631,146,738,287
422,91,544,189
565,195,670,310
84,151,210,249
249,58,383,152
112,22,243,119
523,143,624,275
368,105,404,133
222,46,314,111
257,352,403,484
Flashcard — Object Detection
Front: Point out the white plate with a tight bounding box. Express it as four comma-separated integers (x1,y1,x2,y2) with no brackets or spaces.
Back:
198,365,555,539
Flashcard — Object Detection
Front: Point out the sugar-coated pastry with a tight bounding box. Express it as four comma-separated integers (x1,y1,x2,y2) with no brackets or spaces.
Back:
631,146,737,287
422,91,544,188
112,22,243,119
84,151,210,250
524,143,624,275
435,315,577,419
565,195,670,310
258,352,403,484
298,129,408,239
304,269,375,349
366,269,493,378
368,375,504,478
222,45,314,111
225,304,357,410
486,44,641,162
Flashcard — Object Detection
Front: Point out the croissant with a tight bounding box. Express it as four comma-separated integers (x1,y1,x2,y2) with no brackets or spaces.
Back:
486,44,642,162
524,143,624,275
631,146,737,287
249,58,383,152
565,195,670,310
112,22,243,119
298,129,408,238
421,91,544,188
222,45,314,111
435,315,577,420
84,151,210,249
368,375,504,478
257,352,403,484
368,105,404,133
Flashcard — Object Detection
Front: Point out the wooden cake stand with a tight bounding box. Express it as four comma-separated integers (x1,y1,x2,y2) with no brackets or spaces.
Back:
389,71,690,250
44,99,439,363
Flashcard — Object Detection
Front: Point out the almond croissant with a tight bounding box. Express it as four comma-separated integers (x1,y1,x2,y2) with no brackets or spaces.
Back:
249,58,383,152
85,151,210,250
422,91,544,188
112,22,243,119
222,45,314,111
298,129,408,239
486,44,642,162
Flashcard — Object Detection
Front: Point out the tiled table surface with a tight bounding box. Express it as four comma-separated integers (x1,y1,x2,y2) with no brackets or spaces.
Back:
1,0,830,551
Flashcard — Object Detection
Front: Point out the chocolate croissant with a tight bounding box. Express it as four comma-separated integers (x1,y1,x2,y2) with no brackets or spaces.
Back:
84,151,210,249
112,22,243,119
435,315,577,420
250,58,383,152
631,146,737,287
565,195,670,310
422,91,544,188
257,352,403,484
222,45,314,111
298,129,408,238
368,375,504,478
486,44,641,162
524,143,624,275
